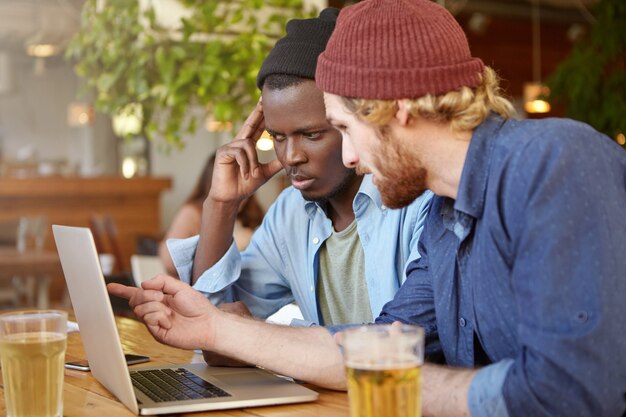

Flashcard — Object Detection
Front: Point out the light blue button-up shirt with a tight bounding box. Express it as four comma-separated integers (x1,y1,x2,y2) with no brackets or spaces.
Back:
168,175,432,325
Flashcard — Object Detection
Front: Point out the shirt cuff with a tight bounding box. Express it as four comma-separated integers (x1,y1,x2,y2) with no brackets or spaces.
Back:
468,359,514,417
167,235,241,294
191,240,241,293
167,235,200,285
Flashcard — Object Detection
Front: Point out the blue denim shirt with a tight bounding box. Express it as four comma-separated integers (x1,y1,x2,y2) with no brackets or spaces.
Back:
372,115,626,416
169,175,432,325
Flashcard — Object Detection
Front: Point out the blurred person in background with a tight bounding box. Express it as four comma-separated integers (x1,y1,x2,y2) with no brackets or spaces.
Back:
159,153,263,276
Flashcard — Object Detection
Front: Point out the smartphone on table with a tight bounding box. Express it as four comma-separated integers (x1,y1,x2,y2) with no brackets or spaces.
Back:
65,353,150,371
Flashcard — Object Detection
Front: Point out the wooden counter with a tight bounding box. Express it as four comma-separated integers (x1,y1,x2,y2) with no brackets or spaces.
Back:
0,176,171,276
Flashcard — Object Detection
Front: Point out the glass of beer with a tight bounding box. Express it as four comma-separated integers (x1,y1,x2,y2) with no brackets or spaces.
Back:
0,310,67,417
342,324,424,417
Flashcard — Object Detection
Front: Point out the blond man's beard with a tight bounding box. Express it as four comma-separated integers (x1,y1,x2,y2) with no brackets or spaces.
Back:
364,129,428,209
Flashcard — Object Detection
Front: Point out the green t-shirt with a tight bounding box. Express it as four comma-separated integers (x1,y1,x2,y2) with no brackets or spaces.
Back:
317,220,373,325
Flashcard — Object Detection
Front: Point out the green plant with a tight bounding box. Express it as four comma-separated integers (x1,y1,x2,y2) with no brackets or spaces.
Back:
546,0,626,147
66,0,307,148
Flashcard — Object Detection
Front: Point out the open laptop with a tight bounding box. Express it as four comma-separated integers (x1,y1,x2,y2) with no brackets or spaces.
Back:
52,225,318,415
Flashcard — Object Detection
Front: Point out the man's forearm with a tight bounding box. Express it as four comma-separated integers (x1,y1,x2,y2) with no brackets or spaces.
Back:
208,314,347,390
200,312,478,409
192,198,241,284
422,364,476,417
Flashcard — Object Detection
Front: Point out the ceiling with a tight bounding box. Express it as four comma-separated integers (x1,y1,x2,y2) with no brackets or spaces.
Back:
0,0,600,52
331,0,600,22
0,0,84,51
456,0,599,22
509,0,596,7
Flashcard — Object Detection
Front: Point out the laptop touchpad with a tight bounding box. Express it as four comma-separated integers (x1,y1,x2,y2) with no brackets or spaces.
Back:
212,371,284,387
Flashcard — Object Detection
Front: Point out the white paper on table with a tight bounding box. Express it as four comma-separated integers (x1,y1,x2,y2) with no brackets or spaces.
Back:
67,320,80,333
266,304,304,325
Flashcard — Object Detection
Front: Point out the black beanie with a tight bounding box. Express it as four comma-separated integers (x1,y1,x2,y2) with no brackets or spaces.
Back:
256,7,339,90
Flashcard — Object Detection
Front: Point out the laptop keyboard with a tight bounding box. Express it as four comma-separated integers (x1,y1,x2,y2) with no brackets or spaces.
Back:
130,368,231,403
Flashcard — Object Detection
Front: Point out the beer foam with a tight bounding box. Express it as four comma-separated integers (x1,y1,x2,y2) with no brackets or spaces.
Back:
1,332,66,343
345,354,421,370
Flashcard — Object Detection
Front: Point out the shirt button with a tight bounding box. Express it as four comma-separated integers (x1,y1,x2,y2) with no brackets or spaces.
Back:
310,285,314,292
312,237,320,244
459,317,467,327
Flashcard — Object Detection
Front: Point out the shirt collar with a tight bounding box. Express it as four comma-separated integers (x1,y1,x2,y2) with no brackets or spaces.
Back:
356,175,384,210
303,174,382,220
454,113,506,219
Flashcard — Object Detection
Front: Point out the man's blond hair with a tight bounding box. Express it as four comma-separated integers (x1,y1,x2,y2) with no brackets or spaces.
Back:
342,67,516,134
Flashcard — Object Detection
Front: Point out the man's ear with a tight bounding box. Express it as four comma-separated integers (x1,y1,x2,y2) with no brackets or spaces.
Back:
395,99,411,126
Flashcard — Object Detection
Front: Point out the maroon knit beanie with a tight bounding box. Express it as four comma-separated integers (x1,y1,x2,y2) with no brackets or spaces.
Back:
316,0,485,100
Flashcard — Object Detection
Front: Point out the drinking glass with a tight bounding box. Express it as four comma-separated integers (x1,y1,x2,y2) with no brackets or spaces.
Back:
342,324,424,417
16,216,48,253
0,310,67,417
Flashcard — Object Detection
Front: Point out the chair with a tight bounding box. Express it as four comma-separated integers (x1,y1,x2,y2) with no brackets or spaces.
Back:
89,215,127,273
130,255,165,287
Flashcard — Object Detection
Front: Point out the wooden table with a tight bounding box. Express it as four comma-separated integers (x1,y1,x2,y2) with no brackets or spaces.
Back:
0,315,349,417
0,248,63,308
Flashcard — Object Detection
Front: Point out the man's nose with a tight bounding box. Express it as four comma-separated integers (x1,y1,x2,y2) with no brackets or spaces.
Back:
284,137,307,166
342,134,359,168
